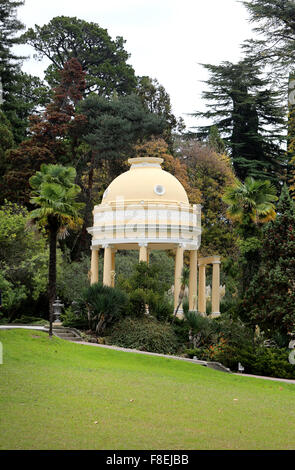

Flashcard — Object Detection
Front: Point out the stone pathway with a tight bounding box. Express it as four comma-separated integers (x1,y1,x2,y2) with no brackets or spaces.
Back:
1,325,295,384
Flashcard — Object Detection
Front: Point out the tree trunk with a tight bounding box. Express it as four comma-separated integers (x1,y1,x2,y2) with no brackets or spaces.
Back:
48,218,58,337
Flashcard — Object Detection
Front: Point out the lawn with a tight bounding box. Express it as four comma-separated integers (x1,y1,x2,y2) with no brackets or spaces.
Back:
0,329,295,450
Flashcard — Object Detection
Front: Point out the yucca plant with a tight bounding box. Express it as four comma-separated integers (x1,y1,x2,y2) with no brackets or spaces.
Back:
184,310,215,348
82,282,128,335
29,164,84,336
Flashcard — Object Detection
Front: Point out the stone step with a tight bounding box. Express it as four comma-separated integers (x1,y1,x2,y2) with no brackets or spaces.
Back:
52,327,82,342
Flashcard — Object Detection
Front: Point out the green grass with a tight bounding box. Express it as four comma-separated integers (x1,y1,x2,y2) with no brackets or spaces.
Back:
0,329,295,450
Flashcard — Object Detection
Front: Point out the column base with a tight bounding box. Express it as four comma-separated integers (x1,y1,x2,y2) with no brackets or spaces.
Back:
175,308,184,319
210,312,221,319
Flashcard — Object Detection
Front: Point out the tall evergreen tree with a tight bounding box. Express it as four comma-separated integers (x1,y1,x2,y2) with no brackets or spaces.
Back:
0,1,50,142
194,60,286,182
22,16,137,96
136,76,178,149
242,184,295,337
0,0,25,85
242,0,295,79
241,1,295,184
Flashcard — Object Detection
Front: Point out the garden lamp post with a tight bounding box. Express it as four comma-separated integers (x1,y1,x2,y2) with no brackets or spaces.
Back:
53,297,64,324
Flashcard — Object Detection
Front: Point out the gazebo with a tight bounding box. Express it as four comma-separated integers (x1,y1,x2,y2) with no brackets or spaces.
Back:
87,156,221,317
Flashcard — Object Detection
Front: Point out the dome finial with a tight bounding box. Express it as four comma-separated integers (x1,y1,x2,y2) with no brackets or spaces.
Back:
128,157,163,169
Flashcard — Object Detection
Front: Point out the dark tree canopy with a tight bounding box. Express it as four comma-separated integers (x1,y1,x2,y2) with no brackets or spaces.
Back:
0,0,25,75
136,76,178,147
3,58,87,205
79,93,167,166
194,60,286,182
242,0,295,78
22,16,137,96
242,184,295,337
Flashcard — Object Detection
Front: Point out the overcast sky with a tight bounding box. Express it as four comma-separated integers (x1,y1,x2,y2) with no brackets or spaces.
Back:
17,0,255,130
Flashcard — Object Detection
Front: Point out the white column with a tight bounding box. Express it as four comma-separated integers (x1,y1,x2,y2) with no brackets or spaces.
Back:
90,248,99,285
174,244,184,316
103,244,112,287
111,249,116,287
198,263,206,316
211,260,221,318
139,243,148,262
189,250,198,312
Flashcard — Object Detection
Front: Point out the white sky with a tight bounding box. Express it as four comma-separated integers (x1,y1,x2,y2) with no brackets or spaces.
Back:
16,0,255,130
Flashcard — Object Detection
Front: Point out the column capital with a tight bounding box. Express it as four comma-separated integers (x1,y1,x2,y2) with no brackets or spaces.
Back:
178,243,186,249
102,243,109,249
138,242,148,248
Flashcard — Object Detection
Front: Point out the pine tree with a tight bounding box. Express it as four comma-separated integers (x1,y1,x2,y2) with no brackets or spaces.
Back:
194,60,286,182
242,0,295,79
241,1,295,180
242,184,295,337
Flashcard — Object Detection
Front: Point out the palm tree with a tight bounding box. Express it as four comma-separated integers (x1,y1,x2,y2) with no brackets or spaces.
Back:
222,176,278,236
29,164,84,336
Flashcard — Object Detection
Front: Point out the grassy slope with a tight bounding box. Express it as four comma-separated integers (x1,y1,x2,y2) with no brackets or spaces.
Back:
0,329,295,450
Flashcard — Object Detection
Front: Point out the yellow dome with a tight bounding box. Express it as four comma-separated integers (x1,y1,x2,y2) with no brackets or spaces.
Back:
101,157,189,205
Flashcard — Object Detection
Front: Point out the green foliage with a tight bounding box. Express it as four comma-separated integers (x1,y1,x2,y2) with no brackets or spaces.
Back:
57,254,90,304
212,345,295,380
10,315,49,326
22,16,137,95
184,311,217,348
208,125,225,153
82,282,128,334
136,76,178,148
117,259,174,321
0,273,27,313
107,317,179,354
79,93,166,170
176,139,238,258
223,177,278,236
242,185,295,335
127,288,147,317
29,163,84,334
242,0,295,78
0,201,50,317
194,60,286,182
61,306,88,330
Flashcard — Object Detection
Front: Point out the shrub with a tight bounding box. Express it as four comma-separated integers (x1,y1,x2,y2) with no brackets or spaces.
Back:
57,254,90,304
11,315,49,326
82,283,128,334
127,288,147,316
107,317,180,354
147,292,174,321
200,343,295,379
61,306,88,329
